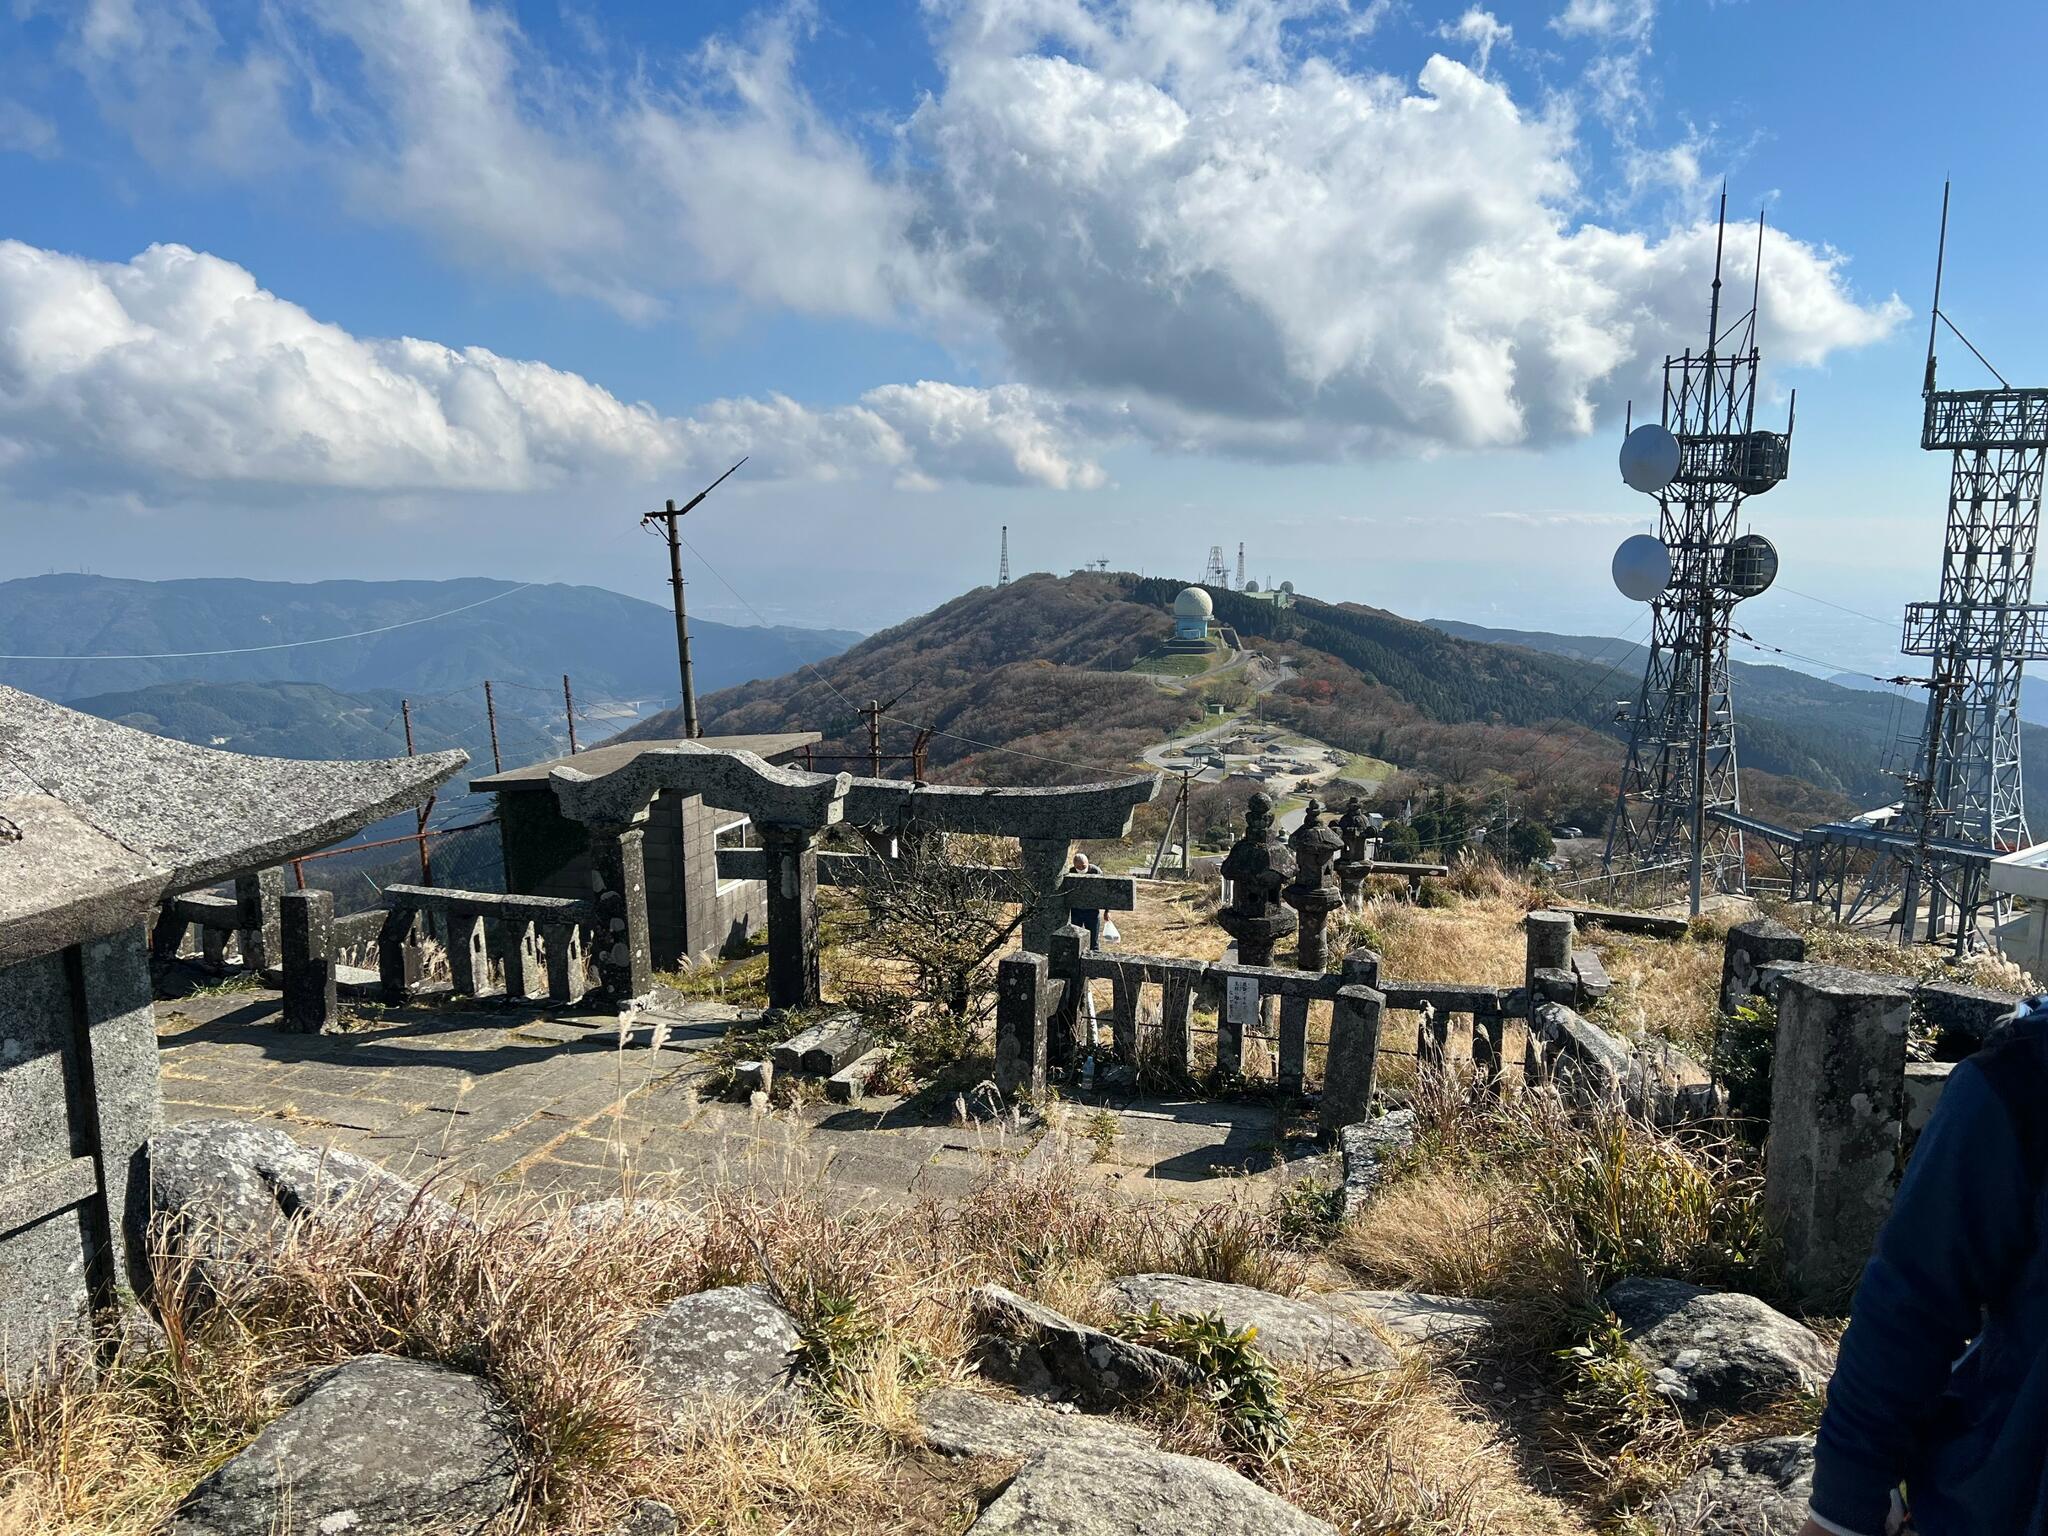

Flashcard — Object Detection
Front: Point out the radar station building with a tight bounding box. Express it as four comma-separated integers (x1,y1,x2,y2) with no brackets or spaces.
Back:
1167,586,1216,652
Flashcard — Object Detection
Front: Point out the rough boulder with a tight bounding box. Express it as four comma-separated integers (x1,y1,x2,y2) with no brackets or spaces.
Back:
1648,1436,1815,1535
1605,1277,1834,1416
972,1284,1198,1408
1100,1273,1395,1372
147,1119,455,1294
968,1443,1336,1534
631,1283,805,1408
166,1355,517,1536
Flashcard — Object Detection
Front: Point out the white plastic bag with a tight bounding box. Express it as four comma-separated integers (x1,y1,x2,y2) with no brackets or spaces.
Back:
1101,917,1121,945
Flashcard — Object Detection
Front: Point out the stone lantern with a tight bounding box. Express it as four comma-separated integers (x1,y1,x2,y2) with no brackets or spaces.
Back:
1334,796,1372,911
1285,798,1345,970
1219,791,1296,966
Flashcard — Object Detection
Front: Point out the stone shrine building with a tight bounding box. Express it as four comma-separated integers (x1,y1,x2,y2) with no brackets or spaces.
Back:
0,685,462,1378
474,733,819,972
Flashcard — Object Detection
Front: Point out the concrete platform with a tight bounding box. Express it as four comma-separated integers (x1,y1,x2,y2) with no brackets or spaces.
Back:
154,987,1291,1208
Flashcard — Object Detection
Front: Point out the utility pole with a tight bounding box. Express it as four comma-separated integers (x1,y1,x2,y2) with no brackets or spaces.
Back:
642,457,747,739
483,680,502,773
862,700,884,776
562,674,579,754
401,699,433,885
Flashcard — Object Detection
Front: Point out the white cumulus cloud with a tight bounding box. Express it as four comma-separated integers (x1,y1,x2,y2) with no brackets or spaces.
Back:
21,0,1907,474
0,242,1099,493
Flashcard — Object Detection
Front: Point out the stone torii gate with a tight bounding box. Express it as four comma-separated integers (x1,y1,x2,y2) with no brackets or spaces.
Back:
546,742,1159,1009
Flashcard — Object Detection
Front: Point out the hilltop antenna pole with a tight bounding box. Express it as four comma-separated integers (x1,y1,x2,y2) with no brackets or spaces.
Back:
1236,542,1246,590
999,526,1011,586
562,674,579,754
642,456,747,739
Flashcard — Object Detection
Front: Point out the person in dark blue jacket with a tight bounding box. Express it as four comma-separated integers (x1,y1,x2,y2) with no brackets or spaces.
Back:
1804,995,2048,1535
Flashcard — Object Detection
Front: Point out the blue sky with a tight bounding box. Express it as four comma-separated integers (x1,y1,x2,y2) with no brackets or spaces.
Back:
2,0,2045,683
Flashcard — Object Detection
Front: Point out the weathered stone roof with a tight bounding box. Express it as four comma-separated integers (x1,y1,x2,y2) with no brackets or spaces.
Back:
0,685,464,965
469,733,821,793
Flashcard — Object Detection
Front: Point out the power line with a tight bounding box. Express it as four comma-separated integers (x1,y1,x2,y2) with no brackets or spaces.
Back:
1772,583,1900,631
0,582,541,661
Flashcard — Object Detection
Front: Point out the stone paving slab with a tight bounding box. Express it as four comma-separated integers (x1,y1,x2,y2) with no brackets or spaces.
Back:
155,988,1290,1208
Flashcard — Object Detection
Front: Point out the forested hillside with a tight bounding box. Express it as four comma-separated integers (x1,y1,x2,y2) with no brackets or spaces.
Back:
622,572,1887,835
624,573,1197,783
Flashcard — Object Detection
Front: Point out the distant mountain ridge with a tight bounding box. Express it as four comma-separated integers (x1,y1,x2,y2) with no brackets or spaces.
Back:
0,574,859,710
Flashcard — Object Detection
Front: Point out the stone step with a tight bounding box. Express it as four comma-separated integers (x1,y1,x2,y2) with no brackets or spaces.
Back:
825,1047,890,1104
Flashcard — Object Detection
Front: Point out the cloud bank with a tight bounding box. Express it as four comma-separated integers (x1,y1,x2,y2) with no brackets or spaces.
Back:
8,0,1906,495
0,242,1100,492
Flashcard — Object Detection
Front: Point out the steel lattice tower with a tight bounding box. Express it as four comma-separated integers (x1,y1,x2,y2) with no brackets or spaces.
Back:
1897,186,2048,942
1605,197,1793,898
999,525,1010,586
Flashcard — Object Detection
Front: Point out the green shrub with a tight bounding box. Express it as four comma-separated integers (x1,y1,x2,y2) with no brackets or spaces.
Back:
1116,1304,1292,1457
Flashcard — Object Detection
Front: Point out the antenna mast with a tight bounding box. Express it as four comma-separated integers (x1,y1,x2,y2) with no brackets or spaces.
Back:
999,525,1010,586
641,456,746,739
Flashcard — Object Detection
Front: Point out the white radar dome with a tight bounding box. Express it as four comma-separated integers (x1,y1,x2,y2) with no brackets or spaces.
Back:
1174,586,1215,619
1620,423,1682,494
1612,534,1672,602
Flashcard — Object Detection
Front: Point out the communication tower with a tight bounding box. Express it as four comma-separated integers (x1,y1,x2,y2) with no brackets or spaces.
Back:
1604,192,1794,912
1203,545,1231,586
1896,184,2048,942
999,525,1010,586
1236,542,1246,590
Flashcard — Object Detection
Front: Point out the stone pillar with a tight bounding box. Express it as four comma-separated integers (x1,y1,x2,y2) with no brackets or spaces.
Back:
1277,992,1311,1094
1764,964,1912,1308
1720,917,1806,1017
760,822,821,1010
1110,968,1142,1065
280,888,337,1035
1160,970,1195,1077
233,867,284,973
1284,799,1344,972
1341,947,1382,990
1324,983,1385,1138
377,906,423,1003
1017,836,1075,955
76,927,166,1297
447,912,489,997
588,821,651,1004
1524,910,1574,1004
496,919,544,1000
542,921,586,1005
996,950,1052,1101
1046,924,1085,1069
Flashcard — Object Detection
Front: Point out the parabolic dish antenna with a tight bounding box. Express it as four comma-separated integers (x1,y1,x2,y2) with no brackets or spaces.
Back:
1722,532,1780,599
1613,534,1672,602
1620,423,1682,494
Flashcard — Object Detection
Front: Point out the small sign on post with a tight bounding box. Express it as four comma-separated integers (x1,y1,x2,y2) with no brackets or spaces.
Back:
1225,974,1260,1028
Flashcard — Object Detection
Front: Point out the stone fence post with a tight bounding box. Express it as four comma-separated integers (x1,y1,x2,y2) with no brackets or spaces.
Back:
1720,917,1805,1017
587,821,651,1004
280,888,338,1035
1323,983,1385,1139
759,822,821,1010
1523,910,1573,1006
995,950,1055,1102
1764,964,1911,1307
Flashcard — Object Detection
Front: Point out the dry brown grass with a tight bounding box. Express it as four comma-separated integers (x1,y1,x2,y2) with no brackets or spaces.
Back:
2,1148,1603,1536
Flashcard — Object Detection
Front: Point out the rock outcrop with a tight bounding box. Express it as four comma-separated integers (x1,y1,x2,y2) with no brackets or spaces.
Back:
967,1444,1336,1534
1604,1277,1834,1415
1338,1109,1415,1215
167,1355,517,1536
147,1120,454,1294
917,1386,1157,1459
972,1284,1198,1408
1648,1435,1815,1535
1100,1273,1395,1372
631,1283,805,1408
1331,1290,1499,1348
